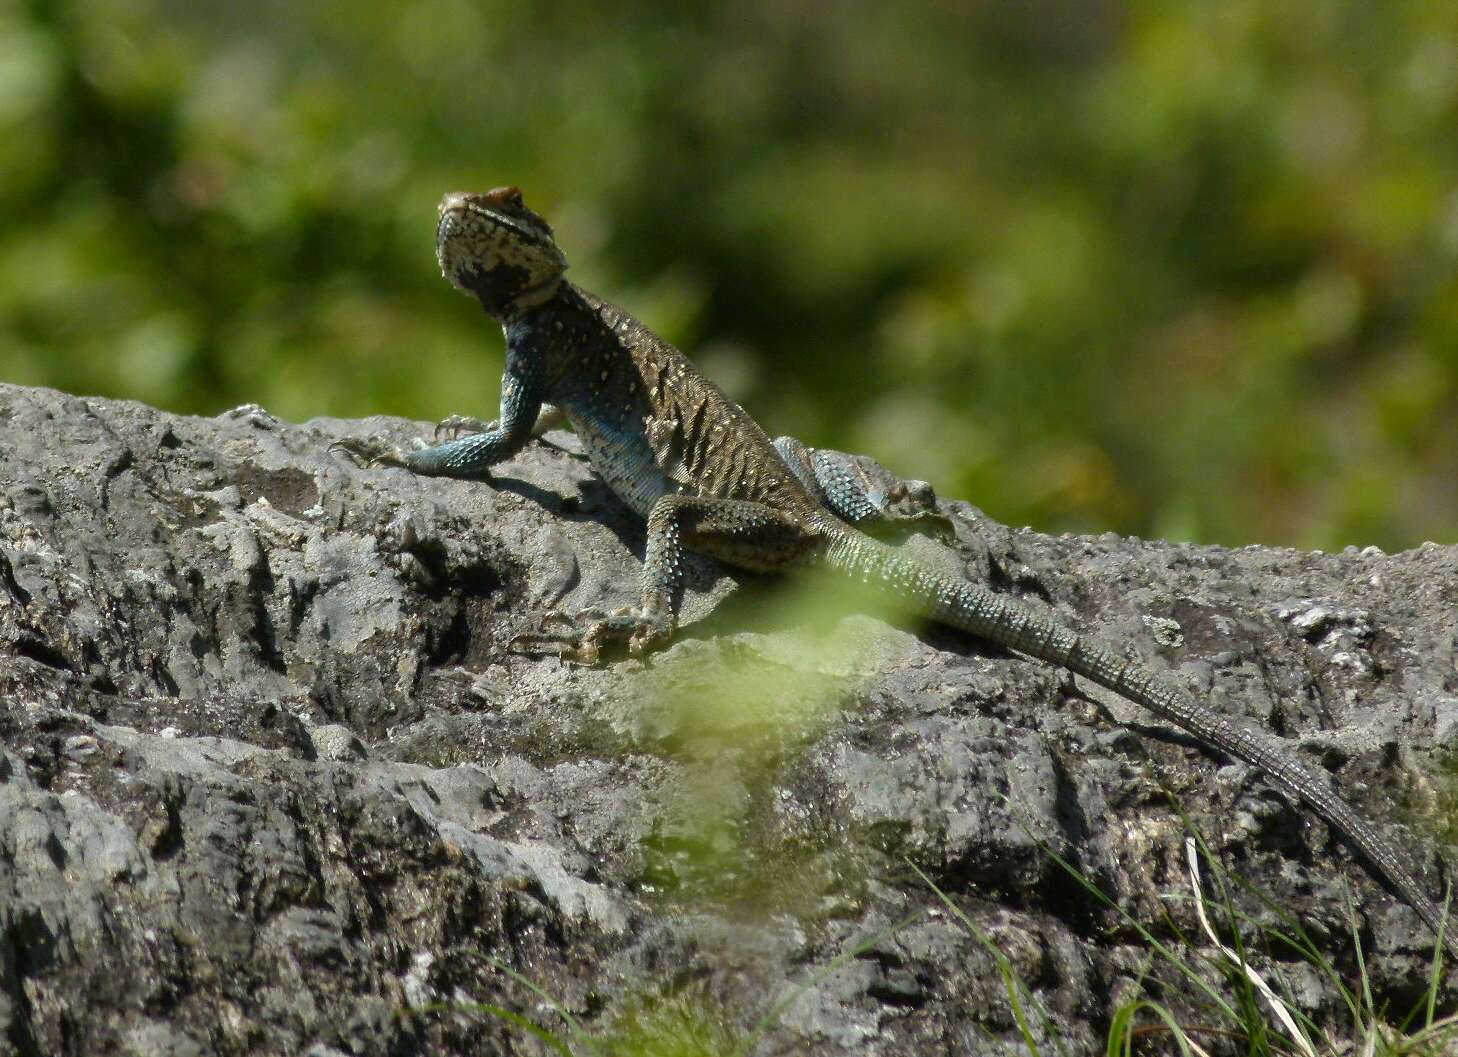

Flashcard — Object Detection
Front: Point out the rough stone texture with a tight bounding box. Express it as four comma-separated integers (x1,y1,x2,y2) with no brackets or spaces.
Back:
1,381,1456,1056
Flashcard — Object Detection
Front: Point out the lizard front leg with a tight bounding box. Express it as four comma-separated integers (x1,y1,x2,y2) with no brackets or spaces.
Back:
332,364,547,478
529,493,825,664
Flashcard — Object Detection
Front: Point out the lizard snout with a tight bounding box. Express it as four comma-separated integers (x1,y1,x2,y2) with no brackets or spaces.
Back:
438,191,474,216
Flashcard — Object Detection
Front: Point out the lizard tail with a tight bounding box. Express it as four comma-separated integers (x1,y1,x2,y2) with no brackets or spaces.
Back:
820,527,1456,961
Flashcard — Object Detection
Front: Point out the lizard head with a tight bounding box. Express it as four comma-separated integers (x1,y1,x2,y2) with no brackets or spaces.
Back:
436,187,568,317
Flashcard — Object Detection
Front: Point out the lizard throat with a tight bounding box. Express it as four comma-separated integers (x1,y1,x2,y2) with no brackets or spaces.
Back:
498,275,564,319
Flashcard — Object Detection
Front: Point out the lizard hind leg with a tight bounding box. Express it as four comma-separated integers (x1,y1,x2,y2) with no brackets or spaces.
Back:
523,493,826,665
772,436,953,539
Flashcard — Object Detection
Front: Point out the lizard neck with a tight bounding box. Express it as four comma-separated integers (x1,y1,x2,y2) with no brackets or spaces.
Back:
487,276,567,324
500,281,591,342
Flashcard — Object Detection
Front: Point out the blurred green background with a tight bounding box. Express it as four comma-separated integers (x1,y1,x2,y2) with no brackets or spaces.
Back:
2,0,1455,550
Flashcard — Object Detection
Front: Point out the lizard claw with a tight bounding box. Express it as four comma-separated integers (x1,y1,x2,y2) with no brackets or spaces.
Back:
329,439,412,469
864,508,958,542
509,629,588,663
512,608,672,665
540,607,609,628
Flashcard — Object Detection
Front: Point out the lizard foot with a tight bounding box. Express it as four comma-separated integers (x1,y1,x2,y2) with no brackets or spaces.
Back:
512,607,672,665
860,507,958,543
329,438,418,469
873,480,957,540
434,414,494,441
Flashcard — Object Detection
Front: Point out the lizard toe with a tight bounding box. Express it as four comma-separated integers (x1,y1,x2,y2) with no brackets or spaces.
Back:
627,617,673,657
520,610,648,666
329,439,410,469
541,607,607,628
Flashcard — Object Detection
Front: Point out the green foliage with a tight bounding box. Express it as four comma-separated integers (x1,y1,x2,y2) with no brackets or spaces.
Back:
596,992,740,1057
2,0,1456,548
456,847,1458,1054
915,840,1458,1056
615,593,895,916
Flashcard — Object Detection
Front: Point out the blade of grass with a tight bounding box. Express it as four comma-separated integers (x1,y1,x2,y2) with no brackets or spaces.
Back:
487,956,604,1057
1424,887,1450,1028
1107,999,1196,1057
1037,837,1241,1024
437,1002,578,1056
907,859,1069,1057
735,910,924,1057
1184,838,1317,1057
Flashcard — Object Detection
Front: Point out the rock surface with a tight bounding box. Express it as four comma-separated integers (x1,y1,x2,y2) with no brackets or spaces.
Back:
1,381,1455,1055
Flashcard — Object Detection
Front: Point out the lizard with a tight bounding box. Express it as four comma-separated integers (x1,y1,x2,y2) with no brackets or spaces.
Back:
335,185,1456,961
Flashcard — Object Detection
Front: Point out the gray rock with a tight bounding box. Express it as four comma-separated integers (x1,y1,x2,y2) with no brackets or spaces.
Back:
309,722,367,761
0,382,1455,1055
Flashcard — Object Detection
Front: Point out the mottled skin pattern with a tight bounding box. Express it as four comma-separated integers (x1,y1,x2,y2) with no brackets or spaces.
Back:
343,186,1455,959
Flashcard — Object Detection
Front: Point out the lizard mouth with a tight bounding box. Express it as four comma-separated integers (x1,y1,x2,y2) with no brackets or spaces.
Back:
438,199,541,246
436,192,555,254
433,216,479,293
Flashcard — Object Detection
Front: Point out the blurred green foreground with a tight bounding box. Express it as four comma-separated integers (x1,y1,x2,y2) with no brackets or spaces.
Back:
1,0,1455,549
